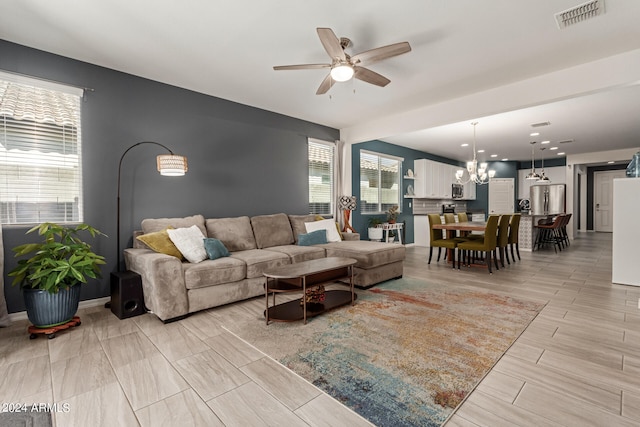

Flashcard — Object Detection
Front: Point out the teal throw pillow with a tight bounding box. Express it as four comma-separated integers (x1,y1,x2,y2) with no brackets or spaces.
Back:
298,229,328,246
203,238,231,260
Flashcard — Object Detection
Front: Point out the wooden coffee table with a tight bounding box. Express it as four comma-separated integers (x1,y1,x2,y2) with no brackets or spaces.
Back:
263,257,357,325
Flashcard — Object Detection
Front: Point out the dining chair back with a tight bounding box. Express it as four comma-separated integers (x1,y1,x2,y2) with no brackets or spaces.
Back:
427,213,457,268
457,212,468,222
496,214,511,267
508,213,521,261
456,215,500,273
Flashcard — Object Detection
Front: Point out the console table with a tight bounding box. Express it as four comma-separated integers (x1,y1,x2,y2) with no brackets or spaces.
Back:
263,257,357,324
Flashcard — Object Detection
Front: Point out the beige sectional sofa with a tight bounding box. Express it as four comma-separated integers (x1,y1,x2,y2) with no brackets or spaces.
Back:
124,213,405,322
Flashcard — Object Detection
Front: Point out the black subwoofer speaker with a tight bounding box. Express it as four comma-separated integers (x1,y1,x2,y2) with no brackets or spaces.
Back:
110,271,145,319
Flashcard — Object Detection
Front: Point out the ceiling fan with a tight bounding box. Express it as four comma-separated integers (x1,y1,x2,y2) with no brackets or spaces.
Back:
273,27,411,95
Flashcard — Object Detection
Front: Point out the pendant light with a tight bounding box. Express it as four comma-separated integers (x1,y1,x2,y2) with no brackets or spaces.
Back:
525,141,541,180
536,147,551,182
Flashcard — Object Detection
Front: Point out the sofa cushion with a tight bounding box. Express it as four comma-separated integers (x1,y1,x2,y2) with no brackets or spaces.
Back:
319,241,406,269
135,227,184,260
203,238,230,260
263,245,326,264
305,218,342,242
141,214,206,236
250,213,294,249
183,257,246,289
288,214,317,244
230,249,290,278
167,225,208,263
206,216,257,252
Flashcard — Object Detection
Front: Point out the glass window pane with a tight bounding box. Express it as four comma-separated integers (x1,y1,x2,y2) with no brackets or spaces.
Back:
360,151,401,215
0,79,82,224
308,139,334,215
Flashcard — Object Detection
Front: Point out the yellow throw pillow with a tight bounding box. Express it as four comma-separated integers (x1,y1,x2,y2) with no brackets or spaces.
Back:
136,226,184,260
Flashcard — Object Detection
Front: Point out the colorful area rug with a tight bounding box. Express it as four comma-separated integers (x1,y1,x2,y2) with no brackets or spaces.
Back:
224,277,544,426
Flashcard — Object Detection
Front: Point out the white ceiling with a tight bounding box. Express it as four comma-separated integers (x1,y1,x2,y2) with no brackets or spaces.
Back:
1,0,639,162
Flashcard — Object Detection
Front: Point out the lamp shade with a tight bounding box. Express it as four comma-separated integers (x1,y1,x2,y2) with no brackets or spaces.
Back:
157,154,188,176
330,63,354,82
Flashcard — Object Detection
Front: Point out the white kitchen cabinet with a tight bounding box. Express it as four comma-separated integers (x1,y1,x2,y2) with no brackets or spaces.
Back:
440,164,454,199
413,159,457,199
463,179,476,200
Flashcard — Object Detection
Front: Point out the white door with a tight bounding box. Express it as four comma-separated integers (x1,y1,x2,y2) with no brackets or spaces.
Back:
488,178,515,215
594,170,626,232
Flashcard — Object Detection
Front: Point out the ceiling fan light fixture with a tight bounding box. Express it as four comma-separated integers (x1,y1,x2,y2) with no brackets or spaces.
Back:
330,62,354,82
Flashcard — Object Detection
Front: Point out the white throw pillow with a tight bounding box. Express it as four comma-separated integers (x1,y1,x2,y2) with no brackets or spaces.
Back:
167,225,207,263
304,219,342,243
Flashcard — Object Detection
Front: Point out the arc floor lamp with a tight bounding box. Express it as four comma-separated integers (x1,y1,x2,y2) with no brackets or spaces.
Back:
110,141,188,318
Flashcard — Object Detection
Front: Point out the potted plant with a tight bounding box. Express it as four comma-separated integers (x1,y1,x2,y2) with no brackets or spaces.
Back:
367,217,384,241
387,205,399,224
9,223,106,328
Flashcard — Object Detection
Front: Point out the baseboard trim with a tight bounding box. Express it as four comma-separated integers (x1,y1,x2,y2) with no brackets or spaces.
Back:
8,296,111,323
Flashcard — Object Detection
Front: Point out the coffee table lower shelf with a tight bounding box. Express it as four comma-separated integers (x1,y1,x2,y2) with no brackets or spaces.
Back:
265,290,357,322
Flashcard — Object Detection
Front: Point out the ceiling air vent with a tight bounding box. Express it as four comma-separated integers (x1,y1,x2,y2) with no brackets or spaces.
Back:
531,121,551,128
555,0,605,29
558,139,574,144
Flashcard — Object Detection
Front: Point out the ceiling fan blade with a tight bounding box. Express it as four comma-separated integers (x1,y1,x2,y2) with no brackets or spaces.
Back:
351,42,411,66
354,66,391,87
273,64,331,71
316,74,335,95
317,27,346,60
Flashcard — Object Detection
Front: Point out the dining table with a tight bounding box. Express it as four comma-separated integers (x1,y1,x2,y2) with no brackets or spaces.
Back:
431,221,487,237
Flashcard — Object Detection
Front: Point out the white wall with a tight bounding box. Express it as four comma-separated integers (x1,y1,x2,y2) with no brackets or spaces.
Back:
517,166,566,199
565,147,640,239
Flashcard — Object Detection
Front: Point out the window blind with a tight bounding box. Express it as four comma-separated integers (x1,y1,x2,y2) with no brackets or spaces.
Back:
360,150,402,214
308,139,334,215
0,76,83,224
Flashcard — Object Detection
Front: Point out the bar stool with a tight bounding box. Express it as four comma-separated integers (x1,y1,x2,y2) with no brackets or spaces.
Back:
535,215,565,253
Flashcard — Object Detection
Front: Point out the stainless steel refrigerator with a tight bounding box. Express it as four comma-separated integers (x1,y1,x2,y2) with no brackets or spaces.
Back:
530,184,565,215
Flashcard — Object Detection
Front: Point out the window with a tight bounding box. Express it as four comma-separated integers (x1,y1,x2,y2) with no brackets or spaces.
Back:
308,139,334,215
0,72,83,224
360,150,402,214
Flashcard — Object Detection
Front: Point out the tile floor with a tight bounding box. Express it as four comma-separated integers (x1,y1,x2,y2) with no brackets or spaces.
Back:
0,232,638,426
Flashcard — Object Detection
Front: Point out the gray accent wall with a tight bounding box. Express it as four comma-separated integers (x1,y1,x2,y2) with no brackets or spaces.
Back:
0,40,339,313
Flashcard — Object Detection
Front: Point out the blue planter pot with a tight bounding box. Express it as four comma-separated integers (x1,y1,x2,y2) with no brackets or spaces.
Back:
23,284,81,328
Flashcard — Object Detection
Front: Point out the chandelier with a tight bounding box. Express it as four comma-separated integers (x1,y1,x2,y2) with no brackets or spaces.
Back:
525,141,541,180
456,122,495,185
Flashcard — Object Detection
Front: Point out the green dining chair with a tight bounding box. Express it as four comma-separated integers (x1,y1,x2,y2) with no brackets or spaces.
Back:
428,214,457,268
456,215,500,273
496,214,511,268
508,213,521,261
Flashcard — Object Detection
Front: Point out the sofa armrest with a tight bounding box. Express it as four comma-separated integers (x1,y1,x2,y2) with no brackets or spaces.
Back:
342,233,360,241
124,248,189,321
